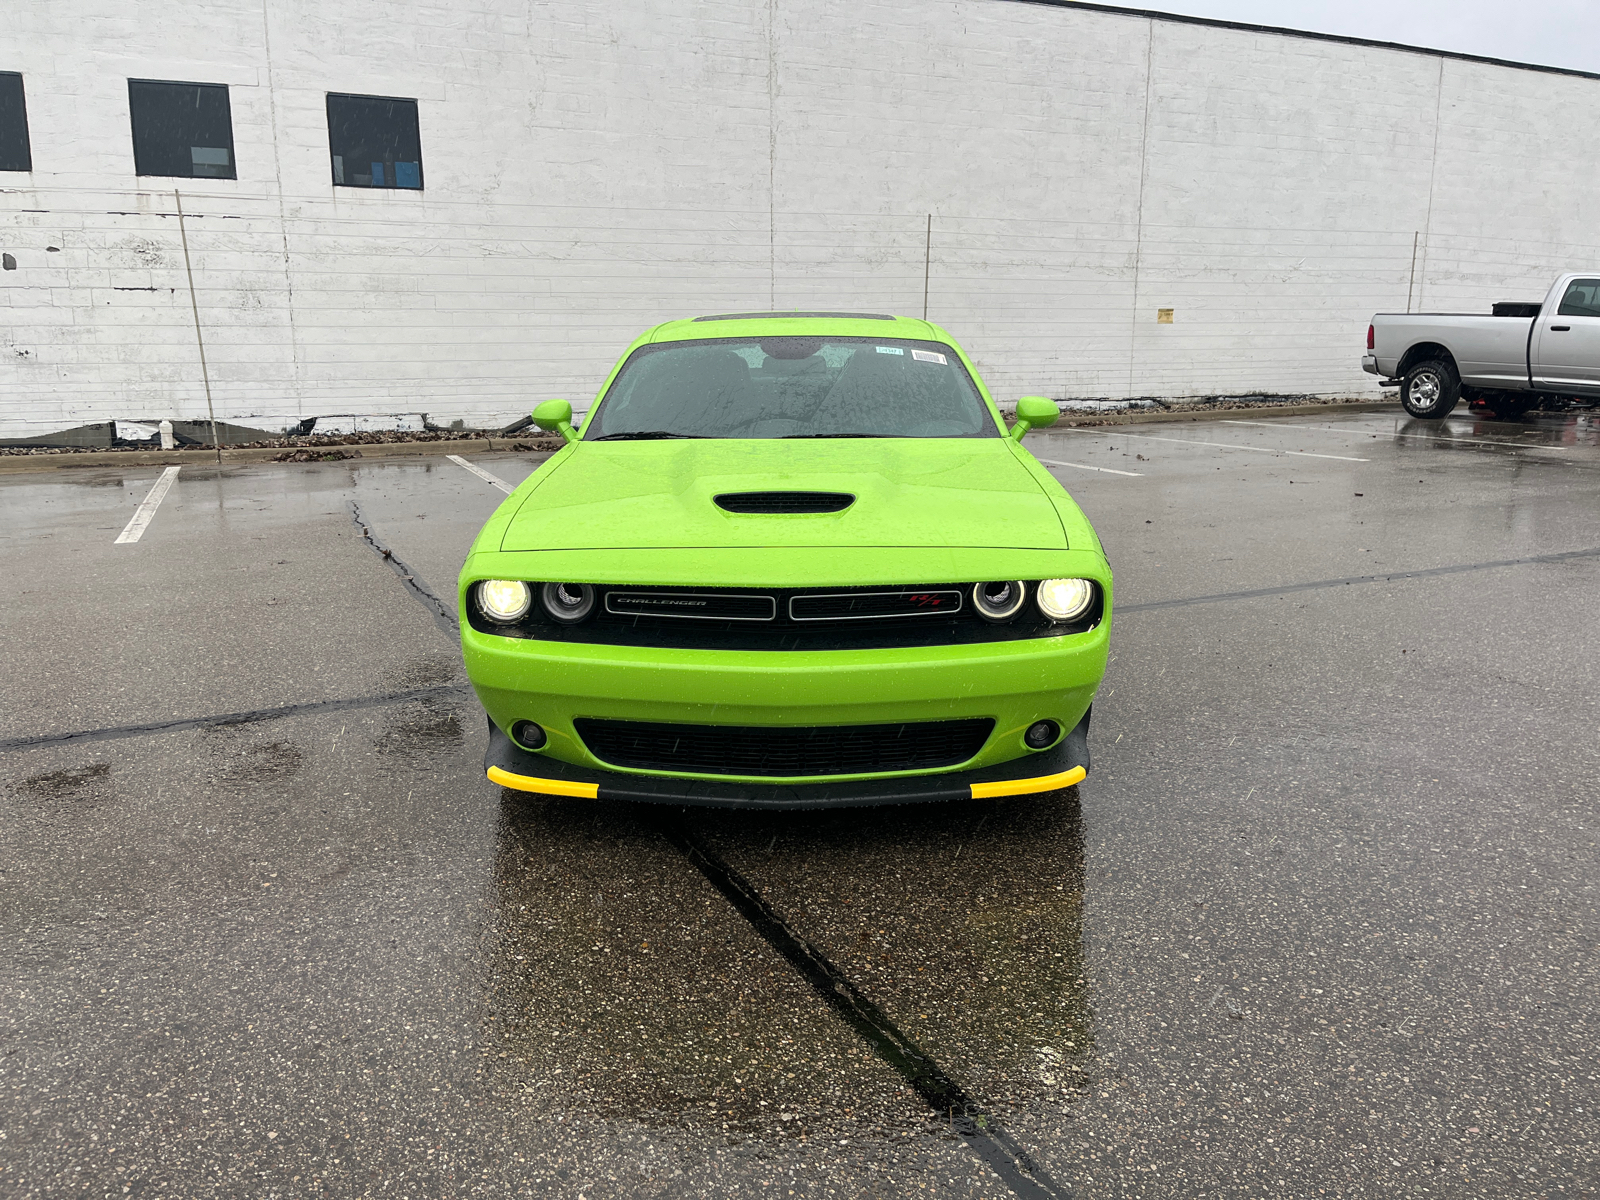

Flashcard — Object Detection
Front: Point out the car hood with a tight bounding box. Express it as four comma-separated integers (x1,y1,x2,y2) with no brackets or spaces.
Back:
499,439,1067,552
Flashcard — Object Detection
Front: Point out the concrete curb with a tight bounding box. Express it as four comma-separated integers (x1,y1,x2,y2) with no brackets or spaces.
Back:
0,401,1404,474
0,437,561,474
1054,399,1399,428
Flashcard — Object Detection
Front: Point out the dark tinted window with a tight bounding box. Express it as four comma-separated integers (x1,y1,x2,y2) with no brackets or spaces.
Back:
0,72,32,172
585,337,999,440
326,94,422,189
128,80,235,179
1557,279,1600,318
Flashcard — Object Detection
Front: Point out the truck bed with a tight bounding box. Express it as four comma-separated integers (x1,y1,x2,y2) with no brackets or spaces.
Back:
1368,312,1532,390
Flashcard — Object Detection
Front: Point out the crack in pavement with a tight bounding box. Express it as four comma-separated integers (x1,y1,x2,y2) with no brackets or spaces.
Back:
659,818,1070,1199
349,500,458,635
1117,545,1600,614
0,685,471,754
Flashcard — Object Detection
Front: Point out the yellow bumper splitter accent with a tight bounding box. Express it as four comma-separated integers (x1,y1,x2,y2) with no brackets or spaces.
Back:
969,765,1086,799
487,766,600,799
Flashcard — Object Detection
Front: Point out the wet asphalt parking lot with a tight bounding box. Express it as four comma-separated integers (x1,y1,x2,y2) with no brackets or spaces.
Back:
2,407,1598,1199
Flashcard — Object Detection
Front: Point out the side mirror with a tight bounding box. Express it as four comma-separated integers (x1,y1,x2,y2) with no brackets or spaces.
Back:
1009,395,1060,441
531,399,578,445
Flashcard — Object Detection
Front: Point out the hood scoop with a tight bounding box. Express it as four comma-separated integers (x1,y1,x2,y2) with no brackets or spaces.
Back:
714,491,856,514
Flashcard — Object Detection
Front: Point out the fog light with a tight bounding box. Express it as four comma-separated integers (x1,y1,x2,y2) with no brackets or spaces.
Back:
1036,578,1094,622
477,579,532,623
1024,720,1060,750
972,580,1026,621
541,581,596,624
510,720,547,750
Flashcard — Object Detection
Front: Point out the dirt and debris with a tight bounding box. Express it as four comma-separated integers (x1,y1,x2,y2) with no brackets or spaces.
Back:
1,429,566,456
1055,394,1382,427
271,448,360,462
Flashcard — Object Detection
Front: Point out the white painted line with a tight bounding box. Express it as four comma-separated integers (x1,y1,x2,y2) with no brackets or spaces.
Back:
447,454,515,494
1037,458,1143,477
1222,418,1572,453
1063,427,1368,462
114,466,181,544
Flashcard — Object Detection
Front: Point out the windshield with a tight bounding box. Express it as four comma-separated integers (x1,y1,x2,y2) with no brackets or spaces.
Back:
583,336,1000,440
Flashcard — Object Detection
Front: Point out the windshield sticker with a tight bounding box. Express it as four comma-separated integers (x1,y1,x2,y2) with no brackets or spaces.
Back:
875,346,904,355
912,349,947,364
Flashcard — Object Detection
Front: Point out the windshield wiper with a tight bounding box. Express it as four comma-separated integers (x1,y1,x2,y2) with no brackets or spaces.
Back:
591,431,706,441
779,433,904,439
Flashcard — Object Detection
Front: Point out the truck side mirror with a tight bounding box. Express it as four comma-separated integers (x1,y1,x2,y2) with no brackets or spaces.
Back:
532,399,578,445
1009,396,1060,441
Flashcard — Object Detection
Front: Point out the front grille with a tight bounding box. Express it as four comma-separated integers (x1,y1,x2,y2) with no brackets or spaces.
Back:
467,582,1103,649
714,491,855,514
574,717,994,777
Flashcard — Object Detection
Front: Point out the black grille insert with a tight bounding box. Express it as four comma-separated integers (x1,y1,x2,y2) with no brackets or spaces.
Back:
606,591,775,621
714,491,855,514
790,589,962,620
574,717,994,777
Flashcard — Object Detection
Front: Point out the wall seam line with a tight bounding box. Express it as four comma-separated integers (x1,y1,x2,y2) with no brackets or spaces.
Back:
768,0,777,309
1127,18,1155,398
1417,57,1445,313
260,0,303,421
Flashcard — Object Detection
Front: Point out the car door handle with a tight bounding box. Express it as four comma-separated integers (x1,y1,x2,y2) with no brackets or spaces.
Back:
1551,325,1571,331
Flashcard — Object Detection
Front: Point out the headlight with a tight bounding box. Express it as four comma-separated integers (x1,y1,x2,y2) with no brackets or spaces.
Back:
477,579,532,623
1036,577,1095,622
541,581,596,624
972,580,1026,622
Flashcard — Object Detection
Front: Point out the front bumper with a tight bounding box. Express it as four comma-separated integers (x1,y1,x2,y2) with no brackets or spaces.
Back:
462,622,1108,782
484,709,1091,809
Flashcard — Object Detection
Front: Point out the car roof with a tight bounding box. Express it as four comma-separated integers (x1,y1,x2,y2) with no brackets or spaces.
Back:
647,311,945,343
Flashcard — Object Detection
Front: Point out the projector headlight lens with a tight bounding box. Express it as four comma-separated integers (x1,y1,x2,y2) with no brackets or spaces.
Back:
541,581,596,624
1036,578,1095,622
477,579,532,623
972,580,1027,622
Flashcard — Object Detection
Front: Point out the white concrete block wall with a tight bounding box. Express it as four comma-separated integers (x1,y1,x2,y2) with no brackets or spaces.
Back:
4,0,1600,438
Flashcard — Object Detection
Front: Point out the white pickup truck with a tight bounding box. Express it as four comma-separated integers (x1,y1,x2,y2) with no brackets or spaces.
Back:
1364,272,1600,419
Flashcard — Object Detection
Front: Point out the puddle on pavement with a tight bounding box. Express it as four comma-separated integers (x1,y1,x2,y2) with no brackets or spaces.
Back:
482,789,1091,1142
213,740,304,787
374,697,465,764
1398,414,1600,451
382,653,463,692
9,761,113,807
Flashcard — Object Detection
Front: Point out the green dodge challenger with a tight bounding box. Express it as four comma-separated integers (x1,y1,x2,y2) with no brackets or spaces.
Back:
458,312,1111,808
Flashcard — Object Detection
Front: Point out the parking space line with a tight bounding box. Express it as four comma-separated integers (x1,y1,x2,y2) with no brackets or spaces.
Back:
1063,427,1368,462
1222,418,1573,453
446,454,515,494
1037,457,1143,477
114,466,181,544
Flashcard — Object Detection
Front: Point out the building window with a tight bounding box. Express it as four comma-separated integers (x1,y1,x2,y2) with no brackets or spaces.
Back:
0,72,30,172
327,94,422,189
128,80,236,179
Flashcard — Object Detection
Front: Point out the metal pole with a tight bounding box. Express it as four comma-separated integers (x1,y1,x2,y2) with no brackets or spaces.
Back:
922,214,932,321
174,190,222,465
1405,231,1419,314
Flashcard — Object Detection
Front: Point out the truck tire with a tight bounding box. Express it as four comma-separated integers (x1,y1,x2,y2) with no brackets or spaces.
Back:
1401,358,1460,419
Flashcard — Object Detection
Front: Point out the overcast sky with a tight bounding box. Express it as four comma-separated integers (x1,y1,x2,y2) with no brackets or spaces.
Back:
1116,1,1600,74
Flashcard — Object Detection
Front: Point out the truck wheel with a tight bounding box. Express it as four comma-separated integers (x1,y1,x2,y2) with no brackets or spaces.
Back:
1401,359,1460,419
